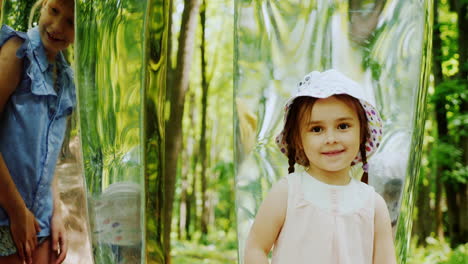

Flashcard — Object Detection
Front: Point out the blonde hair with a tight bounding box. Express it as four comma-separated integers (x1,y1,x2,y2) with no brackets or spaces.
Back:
28,0,46,29
28,0,74,29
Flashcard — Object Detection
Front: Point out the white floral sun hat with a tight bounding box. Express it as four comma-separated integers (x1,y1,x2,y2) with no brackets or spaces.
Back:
275,69,383,167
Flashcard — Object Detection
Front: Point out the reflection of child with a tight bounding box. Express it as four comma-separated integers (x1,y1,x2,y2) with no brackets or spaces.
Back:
0,0,75,263
244,70,396,263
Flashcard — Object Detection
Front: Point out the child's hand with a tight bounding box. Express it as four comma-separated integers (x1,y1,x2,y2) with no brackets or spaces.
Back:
9,206,41,264
51,210,68,264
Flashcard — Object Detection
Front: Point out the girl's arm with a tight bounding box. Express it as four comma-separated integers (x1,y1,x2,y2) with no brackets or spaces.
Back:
0,36,26,216
51,174,68,263
0,36,41,264
373,193,397,264
0,36,23,113
244,178,288,264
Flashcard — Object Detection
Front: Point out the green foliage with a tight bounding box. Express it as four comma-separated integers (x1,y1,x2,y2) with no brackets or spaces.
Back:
437,0,459,77
172,231,237,264
423,0,468,186
408,237,468,264
413,0,468,252
212,161,235,233
429,141,460,167
428,140,467,184
1,0,36,31
170,0,235,259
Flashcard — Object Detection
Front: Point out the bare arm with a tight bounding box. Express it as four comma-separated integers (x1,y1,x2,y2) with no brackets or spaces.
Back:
244,178,288,264
52,175,61,215
0,154,26,216
51,174,68,263
373,192,397,264
0,37,41,264
0,36,25,217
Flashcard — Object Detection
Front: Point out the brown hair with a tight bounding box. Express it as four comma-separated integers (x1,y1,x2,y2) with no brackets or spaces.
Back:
283,94,370,183
29,0,47,28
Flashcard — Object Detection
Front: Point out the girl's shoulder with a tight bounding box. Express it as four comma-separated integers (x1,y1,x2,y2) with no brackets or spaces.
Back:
352,177,375,194
284,170,302,182
353,179,377,205
0,25,29,59
1,24,53,69
282,171,300,190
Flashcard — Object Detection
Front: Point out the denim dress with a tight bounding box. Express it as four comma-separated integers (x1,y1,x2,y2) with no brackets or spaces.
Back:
0,25,76,255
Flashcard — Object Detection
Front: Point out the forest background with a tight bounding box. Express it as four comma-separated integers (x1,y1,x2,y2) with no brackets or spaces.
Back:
164,1,468,263
1,0,467,263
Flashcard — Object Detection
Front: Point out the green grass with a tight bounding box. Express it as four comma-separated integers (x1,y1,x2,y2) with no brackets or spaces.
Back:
172,233,467,264
171,230,237,264
408,237,467,264
172,240,237,264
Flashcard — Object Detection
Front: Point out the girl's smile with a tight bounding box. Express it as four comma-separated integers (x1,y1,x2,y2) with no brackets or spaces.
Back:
38,0,74,61
46,31,65,42
321,149,346,156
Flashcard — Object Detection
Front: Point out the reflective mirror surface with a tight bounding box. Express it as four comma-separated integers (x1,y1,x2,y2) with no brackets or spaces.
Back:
235,0,432,263
75,0,167,263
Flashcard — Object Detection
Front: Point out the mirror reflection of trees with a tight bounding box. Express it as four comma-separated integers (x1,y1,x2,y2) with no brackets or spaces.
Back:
75,0,170,263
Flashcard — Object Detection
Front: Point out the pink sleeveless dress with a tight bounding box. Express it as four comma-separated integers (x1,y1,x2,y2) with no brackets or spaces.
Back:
271,171,376,264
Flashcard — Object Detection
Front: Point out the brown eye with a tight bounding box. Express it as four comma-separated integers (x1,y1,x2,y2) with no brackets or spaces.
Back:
338,123,350,130
51,7,59,14
311,126,322,133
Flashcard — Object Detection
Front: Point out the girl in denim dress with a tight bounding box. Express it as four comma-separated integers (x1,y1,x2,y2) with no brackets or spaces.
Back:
0,0,75,263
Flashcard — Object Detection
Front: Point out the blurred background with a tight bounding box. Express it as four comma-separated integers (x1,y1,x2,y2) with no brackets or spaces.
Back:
1,0,466,263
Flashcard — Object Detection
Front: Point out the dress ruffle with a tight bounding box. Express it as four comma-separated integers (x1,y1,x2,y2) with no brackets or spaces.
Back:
0,24,76,118
0,24,28,59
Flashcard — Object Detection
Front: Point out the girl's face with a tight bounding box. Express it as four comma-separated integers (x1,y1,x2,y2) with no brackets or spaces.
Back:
38,0,74,60
299,96,361,176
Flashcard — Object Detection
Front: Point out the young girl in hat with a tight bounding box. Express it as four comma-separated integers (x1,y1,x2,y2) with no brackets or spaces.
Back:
244,69,396,264
0,0,75,263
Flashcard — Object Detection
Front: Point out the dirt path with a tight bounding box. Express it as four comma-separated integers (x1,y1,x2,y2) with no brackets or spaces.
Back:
54,137,93,264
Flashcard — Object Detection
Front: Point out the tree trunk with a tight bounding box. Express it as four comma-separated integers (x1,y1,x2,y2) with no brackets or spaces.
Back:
457,183,468,245
199,0,210,239
178,184,185,240
454,0,468,246
164,0,201,262
187,157,196,240
414,166,433,246
444,182,460,245
185,181,193,240
432,0,446,241
178,139,190,240
186,92,198,241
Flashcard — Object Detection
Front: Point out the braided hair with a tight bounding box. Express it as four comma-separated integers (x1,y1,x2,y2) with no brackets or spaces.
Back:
287,146,296,174
350,95,370,184
360,143,369,184
283,97,317,174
